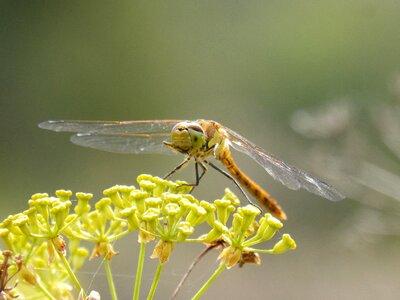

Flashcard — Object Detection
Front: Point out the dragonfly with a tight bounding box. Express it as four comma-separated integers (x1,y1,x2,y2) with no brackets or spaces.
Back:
39,119,345,220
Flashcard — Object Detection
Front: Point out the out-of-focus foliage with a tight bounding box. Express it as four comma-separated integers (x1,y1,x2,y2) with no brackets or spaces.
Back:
290,77,400,247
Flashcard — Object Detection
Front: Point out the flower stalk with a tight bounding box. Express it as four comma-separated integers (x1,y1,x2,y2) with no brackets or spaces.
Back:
133,242,146,300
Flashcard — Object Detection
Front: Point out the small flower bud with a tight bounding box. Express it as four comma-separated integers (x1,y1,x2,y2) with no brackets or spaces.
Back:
129,190,148,214
30,193,49,201
186,205,207,226
75,192,92,216
95,198,115,220
271,234,296,254
161,193,182,205
117,185,136,203
168,181,192,194
232,213,243,236
239,205,260,228
148,176,168,197
214,199,235,225
120,207,139,230
55,190,73,202
222,188,240,206
141,208,160,233
139,208,160,243
23,207,39,233
200,200,216,225
261,214,283,241
138,179,157,194
103,186,124,209
202,220,229,242
145,197,162,209
164,202,180,215
164,203,181,229
51,201,72,229
176,222,194,241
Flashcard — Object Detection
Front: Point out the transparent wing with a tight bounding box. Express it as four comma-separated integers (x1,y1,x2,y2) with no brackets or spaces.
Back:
71,132,175,154
39,120,181,133
224,127,345,201
39,120,183,155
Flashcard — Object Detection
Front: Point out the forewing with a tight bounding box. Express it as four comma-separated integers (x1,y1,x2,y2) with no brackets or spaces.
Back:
39,120,181,133
224,127,344,201
71,132,175,154
39,120,183,155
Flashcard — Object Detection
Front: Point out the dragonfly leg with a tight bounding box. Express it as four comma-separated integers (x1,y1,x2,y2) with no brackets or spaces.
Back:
177,160,208,193
206,161,262,212
194,159,208,185
164,156,192,179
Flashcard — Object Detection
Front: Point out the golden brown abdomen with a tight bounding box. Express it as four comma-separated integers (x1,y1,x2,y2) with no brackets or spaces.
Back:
219,152,287,220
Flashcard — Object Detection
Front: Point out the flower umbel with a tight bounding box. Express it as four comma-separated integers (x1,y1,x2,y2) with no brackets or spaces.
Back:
0,174,296,299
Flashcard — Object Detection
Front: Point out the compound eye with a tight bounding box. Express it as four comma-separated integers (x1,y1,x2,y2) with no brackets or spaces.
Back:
187,123,204,134
172,123,188,132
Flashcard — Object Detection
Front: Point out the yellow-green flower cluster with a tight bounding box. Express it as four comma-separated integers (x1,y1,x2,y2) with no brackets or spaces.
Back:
0,174,296,299
195,190,296,268
0,191,90,299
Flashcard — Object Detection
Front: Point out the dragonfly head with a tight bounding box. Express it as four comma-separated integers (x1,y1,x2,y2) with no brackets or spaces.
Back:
169,121,206,153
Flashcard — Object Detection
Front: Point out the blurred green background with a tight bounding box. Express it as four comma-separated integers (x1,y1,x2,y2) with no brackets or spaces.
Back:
1,1,400,299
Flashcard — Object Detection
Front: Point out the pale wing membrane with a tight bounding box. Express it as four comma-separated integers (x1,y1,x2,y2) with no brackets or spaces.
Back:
39,120,182,155
38,120,181,134
224,127,344,201
71,132,175,155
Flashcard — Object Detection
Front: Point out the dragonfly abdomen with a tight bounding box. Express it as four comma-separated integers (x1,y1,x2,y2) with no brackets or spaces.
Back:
219,152,287,220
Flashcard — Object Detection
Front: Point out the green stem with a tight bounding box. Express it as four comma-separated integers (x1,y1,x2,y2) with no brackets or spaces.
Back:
147,263,163,300
35,277,57,300
133,242,147,300
250,248,274,254
23,239,38,263
191,263,226,300
53,240,84,298
104,258,118,300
